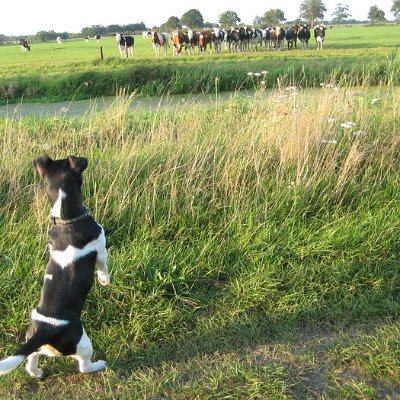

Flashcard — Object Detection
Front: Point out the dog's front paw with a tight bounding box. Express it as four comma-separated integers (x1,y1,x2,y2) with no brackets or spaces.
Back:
97,271,110,286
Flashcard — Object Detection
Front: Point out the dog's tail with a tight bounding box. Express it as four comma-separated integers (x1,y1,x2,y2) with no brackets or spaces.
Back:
0,331,49,375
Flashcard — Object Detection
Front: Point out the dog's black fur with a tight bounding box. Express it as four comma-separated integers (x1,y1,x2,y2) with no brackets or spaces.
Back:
0,155,109,377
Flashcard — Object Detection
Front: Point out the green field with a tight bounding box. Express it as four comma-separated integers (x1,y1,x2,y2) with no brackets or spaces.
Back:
0,24,400,399
0,25,399,104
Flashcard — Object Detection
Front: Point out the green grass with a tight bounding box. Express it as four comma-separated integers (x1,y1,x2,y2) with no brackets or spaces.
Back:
0,82,399,398
0,25,399,104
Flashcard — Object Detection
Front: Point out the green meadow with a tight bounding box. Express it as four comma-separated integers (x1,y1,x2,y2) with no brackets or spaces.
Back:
0,25,399,104
0,24,399,399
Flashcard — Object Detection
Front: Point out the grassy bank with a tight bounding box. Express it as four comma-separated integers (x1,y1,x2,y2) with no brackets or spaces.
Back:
0,26,399,104
0,83,399,398
0,54,399,105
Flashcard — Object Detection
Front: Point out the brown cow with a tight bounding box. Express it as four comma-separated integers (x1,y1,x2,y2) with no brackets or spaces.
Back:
270,27,285,50
198,30,212,53
172,30,186,55
149,31,169,57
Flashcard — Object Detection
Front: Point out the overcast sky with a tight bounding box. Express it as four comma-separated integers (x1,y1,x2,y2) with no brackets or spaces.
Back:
1,0,396,36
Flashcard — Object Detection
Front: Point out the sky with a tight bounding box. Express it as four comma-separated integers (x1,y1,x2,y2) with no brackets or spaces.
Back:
1,0,396,36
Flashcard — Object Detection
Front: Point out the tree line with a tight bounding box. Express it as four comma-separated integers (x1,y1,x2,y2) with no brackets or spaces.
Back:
80,23,147,38
0,23,147,43
156,1,399,32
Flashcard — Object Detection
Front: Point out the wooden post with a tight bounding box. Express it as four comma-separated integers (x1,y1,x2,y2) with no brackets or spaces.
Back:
100,46,104,61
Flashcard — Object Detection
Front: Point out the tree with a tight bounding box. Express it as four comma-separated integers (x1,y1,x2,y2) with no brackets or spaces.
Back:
253,16,263,27
368,5,386,22
159,16,181,32
203,21,219,28
35,31,48,42
299,0,327,27
181,9,204,29
331,3,351,25
107,24,122,33
218,10,241,28
262,9,286,26
391,0,400,19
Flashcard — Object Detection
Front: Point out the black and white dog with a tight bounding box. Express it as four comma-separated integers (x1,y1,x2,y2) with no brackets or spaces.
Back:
0,155,110,378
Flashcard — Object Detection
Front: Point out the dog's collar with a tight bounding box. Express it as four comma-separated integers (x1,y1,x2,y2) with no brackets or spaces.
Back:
50,207,89,226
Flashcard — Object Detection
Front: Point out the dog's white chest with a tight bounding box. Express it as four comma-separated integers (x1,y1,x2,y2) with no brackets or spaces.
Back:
49,228,105,269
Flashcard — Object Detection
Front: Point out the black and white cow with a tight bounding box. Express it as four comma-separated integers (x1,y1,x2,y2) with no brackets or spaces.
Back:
19,39,30,52
187,29,199,55
116,33,134,58
249,28,263,51
285,26,298,50
227,28,240,53
314,24,326,50
238,27,250,51
212,28,225,53
263,27,272,49
297,24,311,50
95,34,101,43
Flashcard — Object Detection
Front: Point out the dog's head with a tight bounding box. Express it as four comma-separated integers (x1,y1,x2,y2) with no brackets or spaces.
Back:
33,155,88,207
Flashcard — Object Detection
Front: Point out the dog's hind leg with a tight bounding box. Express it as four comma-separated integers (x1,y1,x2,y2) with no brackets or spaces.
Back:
72,329,106,373
26,352,43,378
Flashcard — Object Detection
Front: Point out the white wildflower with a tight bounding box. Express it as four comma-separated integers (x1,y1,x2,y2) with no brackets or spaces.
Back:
247,72,254,76
371,98,380,105
328,117,335,124
353,130,368,136
340,121,356,129
261,71,268,74
321,139,338,144
254,72,261,77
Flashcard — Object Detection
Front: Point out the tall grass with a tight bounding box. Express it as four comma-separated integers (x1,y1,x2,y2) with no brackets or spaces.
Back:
0,82,399,397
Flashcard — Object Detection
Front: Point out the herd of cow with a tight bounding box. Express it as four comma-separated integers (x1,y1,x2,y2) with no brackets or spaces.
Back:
117,24,327,58
18,24,327,57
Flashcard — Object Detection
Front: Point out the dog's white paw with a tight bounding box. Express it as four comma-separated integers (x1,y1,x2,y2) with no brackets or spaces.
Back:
92,360,107,372
26,366,43,379
97,271,110,286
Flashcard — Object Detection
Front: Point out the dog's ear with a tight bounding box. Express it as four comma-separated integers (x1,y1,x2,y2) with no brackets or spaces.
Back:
33,154,53,178
67,156,88,174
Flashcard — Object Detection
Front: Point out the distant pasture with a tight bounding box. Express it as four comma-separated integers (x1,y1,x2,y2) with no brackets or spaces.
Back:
0,26,399,75
0,26,399,104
